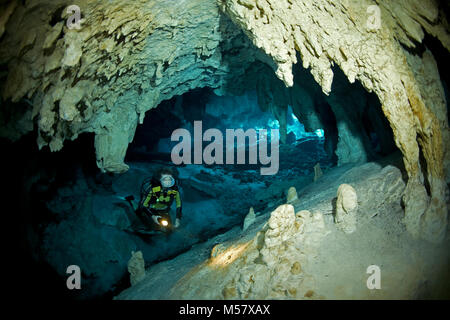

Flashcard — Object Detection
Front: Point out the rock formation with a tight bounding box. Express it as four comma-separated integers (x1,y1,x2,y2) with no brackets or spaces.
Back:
334,184,358,234
120,157,450,301
128,251,145,286
286,186,298,203
221,0,449,243
0,0,264,172
164,204,329,299
314,163,323,182
118,161,448,300
242,207,256,232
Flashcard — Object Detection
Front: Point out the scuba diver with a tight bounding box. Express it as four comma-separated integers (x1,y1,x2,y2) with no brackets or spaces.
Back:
128,167,182,233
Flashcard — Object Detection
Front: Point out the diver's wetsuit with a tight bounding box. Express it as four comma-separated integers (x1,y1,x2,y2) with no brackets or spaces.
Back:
137,181,182,229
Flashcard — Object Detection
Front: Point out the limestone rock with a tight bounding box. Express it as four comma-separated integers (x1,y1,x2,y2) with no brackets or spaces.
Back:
338,163,406,221
294,209,329,255
296,210,311,220
286,187,298,203
334,184,358,234
42,183,141,298
0,0,264,174
156,202,328,299
314,163,323,182
61,32,83,67
128,251,145,286
43,22,64,50
260,205,297,269
210,243,227,259
222,0,449,243
242,207,256,232
0,0,448,243
118,161,441,300
0,1,17,38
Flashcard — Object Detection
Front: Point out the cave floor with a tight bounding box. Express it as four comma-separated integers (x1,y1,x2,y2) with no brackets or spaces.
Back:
116,154,450,300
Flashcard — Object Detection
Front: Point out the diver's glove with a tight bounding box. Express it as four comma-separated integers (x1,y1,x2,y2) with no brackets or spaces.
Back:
152,215,161,225
174,218,180,228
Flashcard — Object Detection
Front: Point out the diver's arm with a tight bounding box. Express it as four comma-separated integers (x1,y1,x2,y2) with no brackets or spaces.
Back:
143,190,153,208
175,190,182,219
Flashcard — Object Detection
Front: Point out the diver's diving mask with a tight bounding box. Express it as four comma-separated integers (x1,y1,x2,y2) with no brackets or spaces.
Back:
160,174,175,188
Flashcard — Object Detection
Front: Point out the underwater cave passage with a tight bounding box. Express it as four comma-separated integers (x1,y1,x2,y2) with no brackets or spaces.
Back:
2,0,449,302
125,85,331,228
121,60,401,269
3,45,404,302
8,60,402,301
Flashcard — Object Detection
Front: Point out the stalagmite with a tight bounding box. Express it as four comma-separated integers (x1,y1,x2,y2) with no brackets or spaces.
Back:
2,0,450,302
334,184,358,234
314,163,323,182
286,187,298,203
128,251,145,286
243,207,256,232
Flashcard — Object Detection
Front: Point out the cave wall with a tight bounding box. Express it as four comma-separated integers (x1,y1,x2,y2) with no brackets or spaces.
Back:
0,0,265,172
221,0,450,243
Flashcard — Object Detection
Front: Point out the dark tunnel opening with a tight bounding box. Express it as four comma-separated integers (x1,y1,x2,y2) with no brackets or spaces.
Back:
1,131,102,300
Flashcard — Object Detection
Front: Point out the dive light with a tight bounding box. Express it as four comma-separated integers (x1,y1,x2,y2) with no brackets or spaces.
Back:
158,217,169,227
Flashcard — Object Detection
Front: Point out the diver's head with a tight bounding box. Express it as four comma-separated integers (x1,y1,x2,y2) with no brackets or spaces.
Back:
160,174,175,188
154,166,178,188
